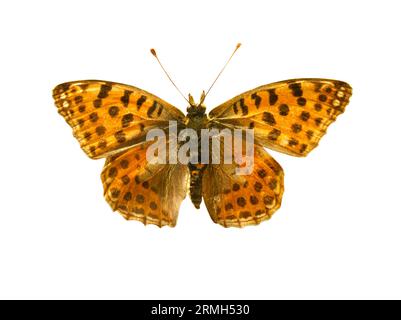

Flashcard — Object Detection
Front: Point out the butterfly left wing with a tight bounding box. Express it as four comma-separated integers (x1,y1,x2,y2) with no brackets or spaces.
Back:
101,140,189,227
208,78,352,157
53,80,186,159
202,143,284,228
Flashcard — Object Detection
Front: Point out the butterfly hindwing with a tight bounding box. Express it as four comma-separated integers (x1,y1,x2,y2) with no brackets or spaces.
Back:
53,80,186,159
202,140,284,228
208,78,352,157
101,141,189,227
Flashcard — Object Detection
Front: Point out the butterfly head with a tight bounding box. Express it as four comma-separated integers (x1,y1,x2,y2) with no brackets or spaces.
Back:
187,91,206,116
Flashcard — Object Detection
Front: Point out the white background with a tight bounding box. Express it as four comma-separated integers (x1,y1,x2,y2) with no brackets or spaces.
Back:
1,0,400,299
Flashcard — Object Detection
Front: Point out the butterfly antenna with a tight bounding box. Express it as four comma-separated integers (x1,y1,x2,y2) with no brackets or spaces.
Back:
200,43,241,105
150,48,190,104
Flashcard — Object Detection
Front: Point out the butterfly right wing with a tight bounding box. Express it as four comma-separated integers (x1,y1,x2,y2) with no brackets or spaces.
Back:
53,80,186,159
202,140,284,228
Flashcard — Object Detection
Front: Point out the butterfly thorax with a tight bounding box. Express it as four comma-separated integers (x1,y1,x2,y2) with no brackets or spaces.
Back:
185,101,209,209
185,105,207,130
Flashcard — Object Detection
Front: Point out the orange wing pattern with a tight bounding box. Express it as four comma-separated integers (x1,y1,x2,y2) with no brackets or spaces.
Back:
53,80,185,159
209,79,352,156
101,141,189,227
202,143,284,227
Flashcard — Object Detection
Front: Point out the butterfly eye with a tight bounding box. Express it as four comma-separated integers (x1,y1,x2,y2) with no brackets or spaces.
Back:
198,104,206,114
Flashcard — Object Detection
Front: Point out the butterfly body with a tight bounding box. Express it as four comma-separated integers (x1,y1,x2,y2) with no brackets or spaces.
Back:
53,78,352,228
184,97,210,209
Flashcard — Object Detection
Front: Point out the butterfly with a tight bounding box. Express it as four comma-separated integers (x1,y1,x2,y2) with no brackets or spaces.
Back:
52,48,352,228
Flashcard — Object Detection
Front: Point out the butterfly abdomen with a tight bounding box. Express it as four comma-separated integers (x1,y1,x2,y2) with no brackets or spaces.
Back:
188,163,206,209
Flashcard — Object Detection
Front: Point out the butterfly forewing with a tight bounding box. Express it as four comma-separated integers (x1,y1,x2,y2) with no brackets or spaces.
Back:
53,80,186,159
208,79,352,157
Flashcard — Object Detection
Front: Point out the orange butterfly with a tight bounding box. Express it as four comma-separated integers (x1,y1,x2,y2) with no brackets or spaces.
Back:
52,45,352,227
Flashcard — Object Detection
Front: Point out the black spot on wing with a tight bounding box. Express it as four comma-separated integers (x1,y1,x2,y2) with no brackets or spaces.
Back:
120,90,133,107
268,89,278,105
239,98,248,116
262,112,276,125
251,93,262,108
147,101,157,118
288,83,303,97
98,84,112,99
137,95,147,109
